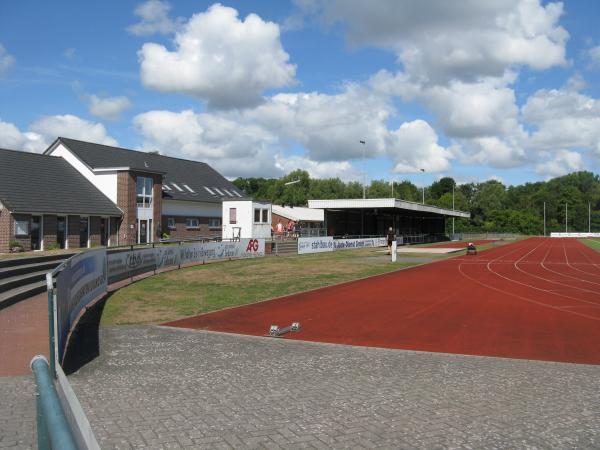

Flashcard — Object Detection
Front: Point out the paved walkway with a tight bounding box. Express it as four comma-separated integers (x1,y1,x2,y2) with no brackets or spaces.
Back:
0,293,48,377
58,326,600,449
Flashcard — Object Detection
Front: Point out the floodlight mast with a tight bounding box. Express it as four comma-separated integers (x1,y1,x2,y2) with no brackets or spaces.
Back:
359,140,366,199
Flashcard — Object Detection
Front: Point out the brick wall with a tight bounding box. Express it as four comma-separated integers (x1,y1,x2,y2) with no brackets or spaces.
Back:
110,217,120,246
161,216,221,240
67,215,80,249
151,174,162,241
117,171,163,245
0,208,12,253
89,216,101,247
117,171,137,245
43,215,57,250
11,214,32,251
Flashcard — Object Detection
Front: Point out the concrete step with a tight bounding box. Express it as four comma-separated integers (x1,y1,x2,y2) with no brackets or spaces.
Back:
0,253,74,269
0,260,64,281
0,270,49,294
0,280,47,311
272,241,298,255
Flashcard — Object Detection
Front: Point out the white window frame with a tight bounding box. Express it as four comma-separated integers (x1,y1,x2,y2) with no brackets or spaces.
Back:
208,218,221,229
185,218,200,229
14,219,29,237
254,208,270,224
136,176,154,207
167,218,176,230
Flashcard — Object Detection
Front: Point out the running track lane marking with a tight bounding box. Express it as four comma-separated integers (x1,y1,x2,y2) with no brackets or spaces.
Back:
457,240,600,322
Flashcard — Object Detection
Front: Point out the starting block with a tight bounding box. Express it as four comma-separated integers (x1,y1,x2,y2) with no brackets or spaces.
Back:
267,322,301,337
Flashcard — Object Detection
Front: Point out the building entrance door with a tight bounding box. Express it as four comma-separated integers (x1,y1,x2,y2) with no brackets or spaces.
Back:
31,216,41,250
138,219,152,244
57,217,66,249
100,218,108,246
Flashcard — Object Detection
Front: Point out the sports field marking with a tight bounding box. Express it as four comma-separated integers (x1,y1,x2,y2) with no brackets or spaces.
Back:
458,241,600,321
525,244,600,290
496,240,600,304
575,245,600,268
457,243,600,322
568,244,600,276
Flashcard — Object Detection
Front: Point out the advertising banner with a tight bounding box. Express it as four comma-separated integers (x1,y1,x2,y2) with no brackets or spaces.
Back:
550,232,600,238
107,247,157,283
333,237,387,250
298,237,387,254
298,237,334,254
56,249,107,362
179,239,265,265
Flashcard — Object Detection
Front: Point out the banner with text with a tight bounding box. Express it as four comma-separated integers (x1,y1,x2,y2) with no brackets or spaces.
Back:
298,237,334,254
107,247,157,283
550,232,600,238
298,237,387,254
179,239,265,265
56,249,107,363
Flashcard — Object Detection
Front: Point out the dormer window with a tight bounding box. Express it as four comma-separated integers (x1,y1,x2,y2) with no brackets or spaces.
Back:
136,176,153,207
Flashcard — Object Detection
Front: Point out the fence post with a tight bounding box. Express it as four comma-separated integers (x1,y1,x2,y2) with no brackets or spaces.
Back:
45,273,56,377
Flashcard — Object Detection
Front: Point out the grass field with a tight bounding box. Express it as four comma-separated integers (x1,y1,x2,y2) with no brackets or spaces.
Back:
101,247,460,326
581,238,600,251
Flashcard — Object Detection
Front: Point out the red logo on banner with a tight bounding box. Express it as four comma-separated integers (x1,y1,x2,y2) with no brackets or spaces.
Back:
246,239,259,252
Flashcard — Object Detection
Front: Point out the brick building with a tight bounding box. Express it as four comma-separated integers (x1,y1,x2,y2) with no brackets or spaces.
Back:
44,137,245,245
0,138,247,253
0,148,122,253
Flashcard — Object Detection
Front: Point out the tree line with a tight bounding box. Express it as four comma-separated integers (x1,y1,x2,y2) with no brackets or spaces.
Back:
233,170,600,235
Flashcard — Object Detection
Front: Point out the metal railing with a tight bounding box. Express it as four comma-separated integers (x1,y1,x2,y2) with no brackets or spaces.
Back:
31,356,78,450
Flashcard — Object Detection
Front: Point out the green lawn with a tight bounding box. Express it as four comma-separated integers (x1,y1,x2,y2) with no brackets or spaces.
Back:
580,238,600,252
101,247,454,326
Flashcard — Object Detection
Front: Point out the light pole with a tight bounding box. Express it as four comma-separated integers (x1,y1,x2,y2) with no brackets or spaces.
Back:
359,140,366,199
420,168,425,204
452,182,455,236
565,203,568,233
589,202,592,233
543,201,546,237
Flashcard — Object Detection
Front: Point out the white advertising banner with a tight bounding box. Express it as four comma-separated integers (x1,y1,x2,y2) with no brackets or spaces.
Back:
56,249,107,362
179,239,265,265
550,232,600,238
107,247,157,283
298,237,387,254
333,237,387,250
298,237,334,254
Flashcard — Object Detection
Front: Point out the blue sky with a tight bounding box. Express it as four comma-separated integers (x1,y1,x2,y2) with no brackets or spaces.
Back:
1,1,599,187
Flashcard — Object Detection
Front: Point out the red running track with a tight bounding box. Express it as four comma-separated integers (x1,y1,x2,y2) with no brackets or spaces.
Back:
427,239,496,249
166,238,600,365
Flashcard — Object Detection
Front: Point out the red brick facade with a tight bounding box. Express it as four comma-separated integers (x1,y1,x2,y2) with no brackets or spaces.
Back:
0,207,13,253
116,170,163,245
67,215,80,250
117,171,137,245
43,215,57,249
161,215,221,240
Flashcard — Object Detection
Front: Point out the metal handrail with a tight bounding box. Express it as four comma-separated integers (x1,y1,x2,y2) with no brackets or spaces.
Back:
31,356,77,450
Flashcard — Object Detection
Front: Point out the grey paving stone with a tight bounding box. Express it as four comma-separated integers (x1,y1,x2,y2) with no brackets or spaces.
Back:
3,324,600,449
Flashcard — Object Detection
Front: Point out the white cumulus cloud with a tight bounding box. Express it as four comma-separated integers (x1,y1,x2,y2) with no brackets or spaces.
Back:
522,88,600,154
535,150,583,178
138,3,296,109
0,115,117,153
0,43,15,76
128,0,181,36
87,95,132,121
308,0,567,83
386,120,452,173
